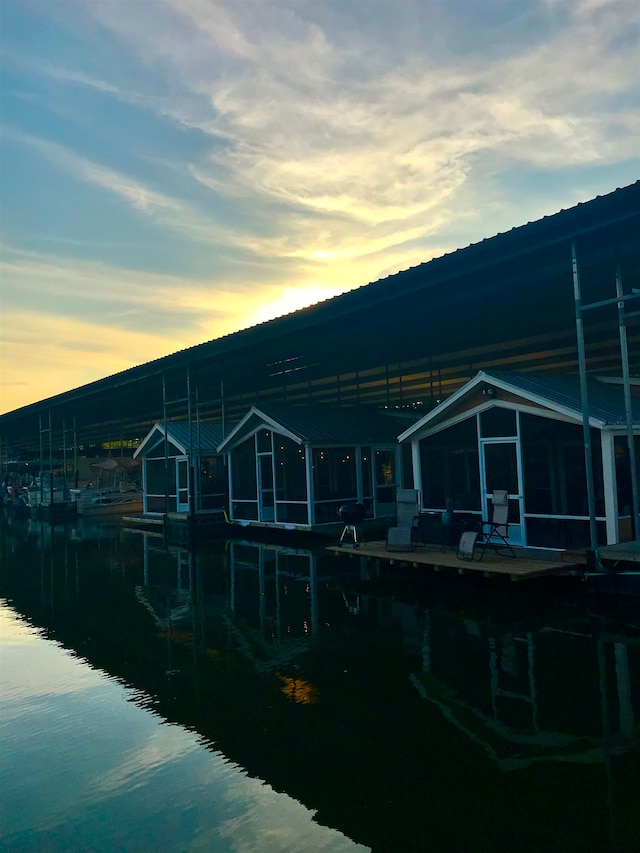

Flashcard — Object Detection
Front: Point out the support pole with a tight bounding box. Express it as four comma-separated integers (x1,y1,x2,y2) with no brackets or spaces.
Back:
572,241,599,553
39,412,44,505
187,367,196,522
49,410,54,508
616,264,639,540
162,373,169,518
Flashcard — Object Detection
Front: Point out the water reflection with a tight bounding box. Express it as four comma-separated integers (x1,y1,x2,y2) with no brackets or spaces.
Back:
1,515,639,852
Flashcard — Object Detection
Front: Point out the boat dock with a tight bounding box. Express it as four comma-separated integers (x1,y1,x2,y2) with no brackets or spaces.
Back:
327,541,582,581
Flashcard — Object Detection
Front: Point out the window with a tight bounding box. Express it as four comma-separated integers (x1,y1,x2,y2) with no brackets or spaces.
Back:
231,438,257,501
313,446,358,524
420,419,480,510
480,408,516,438
274,437,307,502
520,414,604,517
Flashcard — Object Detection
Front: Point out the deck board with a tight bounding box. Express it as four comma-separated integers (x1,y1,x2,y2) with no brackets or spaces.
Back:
326,541,573,581
598,540,640,564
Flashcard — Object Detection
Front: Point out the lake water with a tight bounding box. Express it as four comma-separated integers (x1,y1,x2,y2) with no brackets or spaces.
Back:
1,515,639,852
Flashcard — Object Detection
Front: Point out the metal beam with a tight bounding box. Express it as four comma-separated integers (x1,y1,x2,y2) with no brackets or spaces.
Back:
616,264,639,540
572,241,599,552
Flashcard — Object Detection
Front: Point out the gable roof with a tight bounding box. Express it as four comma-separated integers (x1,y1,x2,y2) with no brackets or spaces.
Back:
134,421,226,458
398,371,640,442
217,403,407,452
487,372,640,425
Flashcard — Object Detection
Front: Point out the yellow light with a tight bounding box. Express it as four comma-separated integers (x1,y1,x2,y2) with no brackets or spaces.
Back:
277,674,319,705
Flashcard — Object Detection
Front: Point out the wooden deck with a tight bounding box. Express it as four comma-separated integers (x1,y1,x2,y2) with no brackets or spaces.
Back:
326,540,576,581
598,540,640,564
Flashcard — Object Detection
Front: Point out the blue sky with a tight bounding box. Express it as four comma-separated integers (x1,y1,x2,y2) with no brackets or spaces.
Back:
1,0,638,414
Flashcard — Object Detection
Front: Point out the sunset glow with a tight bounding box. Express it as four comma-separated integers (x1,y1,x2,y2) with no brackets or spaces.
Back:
1,0,638,413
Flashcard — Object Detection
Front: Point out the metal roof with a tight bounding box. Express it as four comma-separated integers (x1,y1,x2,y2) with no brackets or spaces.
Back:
2,181,638,456
218,403,408,452
134,421,226,458
399,370,640,441
485,371,640,427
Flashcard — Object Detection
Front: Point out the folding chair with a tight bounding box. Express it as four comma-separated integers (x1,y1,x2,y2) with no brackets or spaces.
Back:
477,490,516,560
386,489,421,552
457,528,480,561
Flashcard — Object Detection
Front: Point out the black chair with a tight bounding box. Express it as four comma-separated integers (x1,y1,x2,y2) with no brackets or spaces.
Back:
457,491,516,561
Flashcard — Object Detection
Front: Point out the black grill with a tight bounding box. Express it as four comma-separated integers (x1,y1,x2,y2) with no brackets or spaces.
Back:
337,502,366,549
338,503,366,524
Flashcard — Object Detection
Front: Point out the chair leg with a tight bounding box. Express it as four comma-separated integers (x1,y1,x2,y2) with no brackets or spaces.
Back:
478,524,516,559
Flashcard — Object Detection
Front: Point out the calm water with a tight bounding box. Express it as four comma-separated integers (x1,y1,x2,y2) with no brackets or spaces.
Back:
1,515,639,853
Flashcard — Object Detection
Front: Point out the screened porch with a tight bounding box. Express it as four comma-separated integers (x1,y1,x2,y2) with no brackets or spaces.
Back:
399,372,639,551
217,404,407,531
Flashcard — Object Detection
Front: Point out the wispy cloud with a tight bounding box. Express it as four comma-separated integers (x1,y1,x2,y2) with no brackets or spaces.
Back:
1,0,637,413
14,132,180,214
81,0,638,254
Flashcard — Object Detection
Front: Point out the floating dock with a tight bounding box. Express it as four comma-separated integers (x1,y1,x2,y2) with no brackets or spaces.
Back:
327,541,581,582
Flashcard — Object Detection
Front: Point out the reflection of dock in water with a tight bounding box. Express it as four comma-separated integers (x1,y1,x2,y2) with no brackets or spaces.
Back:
3,521,640,852
384,598,640,771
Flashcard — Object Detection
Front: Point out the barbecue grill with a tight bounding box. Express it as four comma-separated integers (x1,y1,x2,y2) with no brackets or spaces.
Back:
337,502,366,549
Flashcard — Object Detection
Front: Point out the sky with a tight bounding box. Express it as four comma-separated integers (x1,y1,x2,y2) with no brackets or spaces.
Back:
1,0,638,415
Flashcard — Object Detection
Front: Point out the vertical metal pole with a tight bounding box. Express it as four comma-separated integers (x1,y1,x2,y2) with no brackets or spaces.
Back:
163,373,169,517
187,367,195,521
220,375,228,515
62,418,67,495
196,380,201,513
39,412,44,504
220,377,226,438
384,363,390,407
616,264,639,540
49,410,54,507
73,418,77,489
572,241,599,552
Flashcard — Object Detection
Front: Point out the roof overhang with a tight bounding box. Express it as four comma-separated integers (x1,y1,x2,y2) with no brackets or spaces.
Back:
217,407,303,453
134,421,221,458
398,370,623,443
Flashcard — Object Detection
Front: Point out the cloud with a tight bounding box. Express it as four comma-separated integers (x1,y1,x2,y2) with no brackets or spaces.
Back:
1,0,637,415
14,132,181,215
10,0,639,267
78,0,637,261
0,247,358,412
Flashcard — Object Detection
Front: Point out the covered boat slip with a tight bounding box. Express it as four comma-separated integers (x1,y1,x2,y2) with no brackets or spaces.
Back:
2,183,638,462
126,369,638,561
1,183,638,566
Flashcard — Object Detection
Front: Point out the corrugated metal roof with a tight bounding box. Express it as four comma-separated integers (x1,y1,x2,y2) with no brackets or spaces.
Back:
237,403,408,445
166,421,226,451
4,182,639,418
486,372,640,426
136,421,226,456
2,181,638,460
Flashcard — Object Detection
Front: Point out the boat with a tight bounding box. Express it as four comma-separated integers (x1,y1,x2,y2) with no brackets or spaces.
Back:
69,457,143,516
69,487,143,516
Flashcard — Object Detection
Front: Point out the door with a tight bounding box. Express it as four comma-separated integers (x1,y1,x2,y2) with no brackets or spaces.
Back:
258,453,275,522
373,448,397,517
176,458,190,513
480,440,525,545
